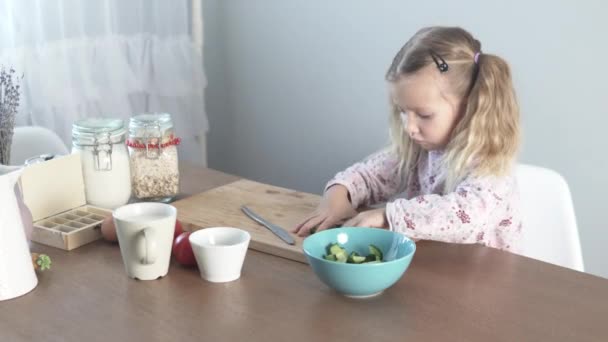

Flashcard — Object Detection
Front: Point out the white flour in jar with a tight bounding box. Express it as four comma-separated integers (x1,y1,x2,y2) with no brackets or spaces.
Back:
74,143,132,209
129,145,179,199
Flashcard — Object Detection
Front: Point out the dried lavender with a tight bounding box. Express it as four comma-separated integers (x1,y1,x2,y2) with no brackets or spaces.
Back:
0,67,21,165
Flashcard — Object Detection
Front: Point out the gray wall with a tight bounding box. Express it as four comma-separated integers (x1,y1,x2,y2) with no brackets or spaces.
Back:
203,0,608,278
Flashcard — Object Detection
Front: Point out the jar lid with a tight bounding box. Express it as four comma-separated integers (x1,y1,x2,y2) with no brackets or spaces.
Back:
72,118,126,146
129,113,174,137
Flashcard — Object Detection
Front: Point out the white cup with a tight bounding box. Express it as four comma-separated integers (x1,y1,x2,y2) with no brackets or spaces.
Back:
189,227,251,283
113,202,176,280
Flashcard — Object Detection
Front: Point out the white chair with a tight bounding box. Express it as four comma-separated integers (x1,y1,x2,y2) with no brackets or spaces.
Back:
9,126,69,165
516,164,584,271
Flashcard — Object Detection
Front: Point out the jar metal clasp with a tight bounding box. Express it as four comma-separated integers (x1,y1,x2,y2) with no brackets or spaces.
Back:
93,132,113,171
144,123,162,159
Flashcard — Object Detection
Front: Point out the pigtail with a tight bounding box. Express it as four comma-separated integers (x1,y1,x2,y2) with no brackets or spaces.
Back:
443,54,520,192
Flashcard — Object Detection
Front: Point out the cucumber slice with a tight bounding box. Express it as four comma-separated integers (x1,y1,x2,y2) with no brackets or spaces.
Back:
335,251,348,263
351,255,367,264
323,254,337,261
328,243,345,256
364,254,377,262
369,244,383,261
347,251,361,263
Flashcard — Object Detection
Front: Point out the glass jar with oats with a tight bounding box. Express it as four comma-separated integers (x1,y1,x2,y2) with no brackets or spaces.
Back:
127,113,180,203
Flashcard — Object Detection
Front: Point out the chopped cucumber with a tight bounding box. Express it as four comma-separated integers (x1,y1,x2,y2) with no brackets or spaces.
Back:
322,243,384,264
365,254,378,262
328,243,345,255
347,251,367,264
369,244,383,260
323,254,337,261
335,251,348,263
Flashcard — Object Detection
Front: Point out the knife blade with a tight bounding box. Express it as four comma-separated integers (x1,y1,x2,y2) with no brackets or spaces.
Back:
241,205,295,245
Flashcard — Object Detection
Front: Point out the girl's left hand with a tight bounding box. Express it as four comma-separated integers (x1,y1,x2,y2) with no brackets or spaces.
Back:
343,208,389,229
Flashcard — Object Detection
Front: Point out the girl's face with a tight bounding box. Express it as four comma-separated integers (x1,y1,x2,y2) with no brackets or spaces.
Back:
390,65,464,151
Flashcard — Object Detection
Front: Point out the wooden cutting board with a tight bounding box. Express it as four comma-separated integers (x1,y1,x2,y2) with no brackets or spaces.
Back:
172,179,322,263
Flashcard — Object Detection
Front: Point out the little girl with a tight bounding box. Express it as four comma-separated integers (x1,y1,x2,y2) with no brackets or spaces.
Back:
293,26,522,252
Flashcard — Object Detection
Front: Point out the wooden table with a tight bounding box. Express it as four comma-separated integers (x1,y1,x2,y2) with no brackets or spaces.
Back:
2,165,608,342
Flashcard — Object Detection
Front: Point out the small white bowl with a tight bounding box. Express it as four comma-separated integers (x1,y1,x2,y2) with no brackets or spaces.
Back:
189,227,251,283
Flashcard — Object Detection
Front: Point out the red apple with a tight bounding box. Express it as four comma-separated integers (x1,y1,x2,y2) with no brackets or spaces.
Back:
101,216,118,242
172,231,196,266
174,219,184,238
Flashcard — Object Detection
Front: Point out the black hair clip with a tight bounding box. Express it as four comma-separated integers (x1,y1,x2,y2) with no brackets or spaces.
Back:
430,50,448,73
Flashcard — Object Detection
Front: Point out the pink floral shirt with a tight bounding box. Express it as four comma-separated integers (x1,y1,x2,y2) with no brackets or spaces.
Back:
327,149,522,252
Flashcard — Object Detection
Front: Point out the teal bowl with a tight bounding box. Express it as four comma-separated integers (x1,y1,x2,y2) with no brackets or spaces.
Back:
302,227,416,298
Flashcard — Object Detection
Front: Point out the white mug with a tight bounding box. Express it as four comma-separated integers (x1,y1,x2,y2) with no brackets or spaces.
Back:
113,202,176,280
189,227,250,283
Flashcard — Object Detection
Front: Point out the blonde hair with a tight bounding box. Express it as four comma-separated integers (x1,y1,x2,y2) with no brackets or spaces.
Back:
386,26,520,192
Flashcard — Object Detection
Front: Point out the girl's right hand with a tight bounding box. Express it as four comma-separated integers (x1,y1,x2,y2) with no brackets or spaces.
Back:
292,184,358,237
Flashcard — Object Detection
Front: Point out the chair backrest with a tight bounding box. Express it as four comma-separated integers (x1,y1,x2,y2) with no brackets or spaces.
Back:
9,126,69,165
516,164,584,271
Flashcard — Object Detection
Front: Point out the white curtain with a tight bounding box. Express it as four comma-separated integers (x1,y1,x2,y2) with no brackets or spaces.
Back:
0,0,208,164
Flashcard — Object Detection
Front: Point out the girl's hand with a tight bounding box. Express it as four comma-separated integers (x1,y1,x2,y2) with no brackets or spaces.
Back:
343,208,389,229
292,185,358,237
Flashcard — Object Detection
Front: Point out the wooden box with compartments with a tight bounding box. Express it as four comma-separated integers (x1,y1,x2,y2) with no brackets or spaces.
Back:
20,153,112,250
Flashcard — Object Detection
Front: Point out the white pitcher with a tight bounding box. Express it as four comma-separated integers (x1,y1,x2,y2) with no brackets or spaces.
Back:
0,165,38,301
